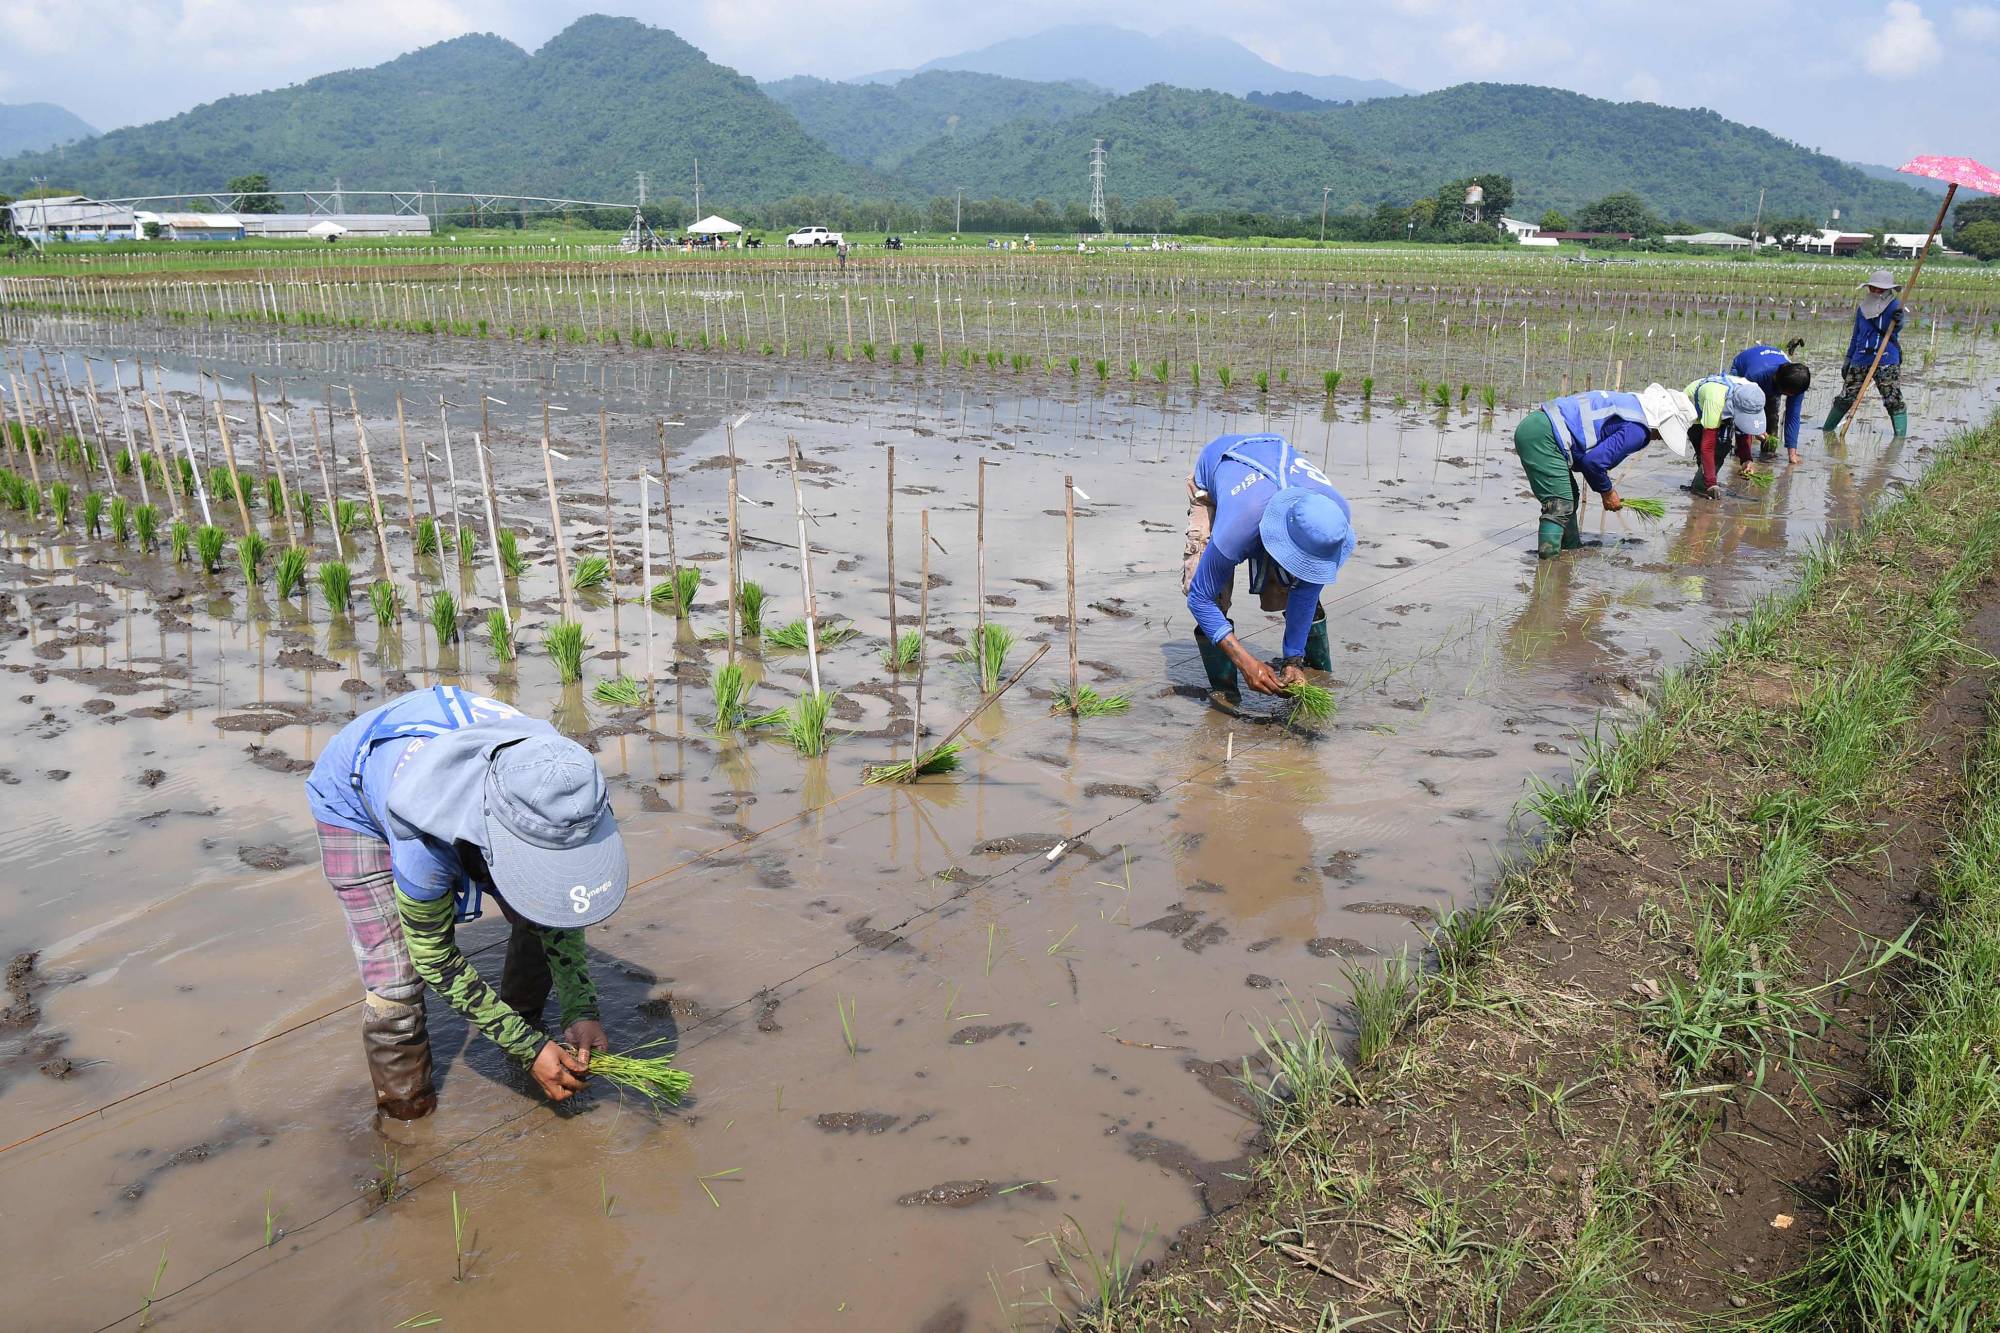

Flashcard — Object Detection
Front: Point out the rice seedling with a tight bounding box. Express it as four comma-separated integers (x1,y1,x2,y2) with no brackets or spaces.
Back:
170,519,192,564
864,741,963,784
1621,497,1668,520
837,994,858,1057
391,1316,442,1329
456,525,476,563
1282,680,1337,727
274,546,308,599
110,496,130,542
1216,365,1233,389
1347,950,1417,1065
428,589,458,646
450,1191,468,1282
208,467,238,504
1459,382,1472,406
1053,685,1130,718
650,565,701,616
696,1167,741,1208
83,490,104,536
114,449,133,475
318,560,353,612
323,498,361,534
413,514,439,554
136,1242,169,1329
369,579,400,626
1094,358,1108,381
263,1191,284,1248
1482,385,1499,410
1742,468,1775,491
1255,369,1270,393
765,617,859,651
263,476,285,514
487,608,513,661
236,531,267,586
1362,375,1376,401
884,629,921,671
912,341,926,365
194,523,227,574
175,457,195,495
1432,383,1453,410
587,1038,693,1106
544,620,587,683
134,503,159,549
970,622,1015,691
48,481,71,527
497,528,525,577
592,674,644,707
709,662,749,730
736,580,766,637
784,689,833,756
1324,369,1342,397
571,553,610,590
599,1170,614,1217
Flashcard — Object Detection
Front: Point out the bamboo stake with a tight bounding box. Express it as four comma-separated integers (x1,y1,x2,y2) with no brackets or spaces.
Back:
80,360,120,498
886,444,899,669
913,508,930,760
171,393,213,528
210,375,256,535
724,413,741,663
474,431,511,633
976,455,988,687
346,389,397,586
393,395,417,541
110,361,150,509
8,371,46,510
251,377,295,545
787,436,822,696
657,421,680,598
638,472,655,705
540,420,572,622
306,407,341,560
596,407,619,599
1064,474,1079,706
902,642,1051,775
438,405,462,579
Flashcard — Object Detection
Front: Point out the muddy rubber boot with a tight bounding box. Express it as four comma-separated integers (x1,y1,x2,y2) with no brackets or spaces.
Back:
1193,629,1240,709
1890,411,1908,439
1303,611,1332,672
499,924,553,1027
362,990,435,1140
1820,399,1852,432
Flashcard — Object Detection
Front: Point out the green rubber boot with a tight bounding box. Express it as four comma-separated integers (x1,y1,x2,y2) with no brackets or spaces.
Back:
1303,611,1332,672
1890,411,1908,439
1193,629,1240,706
1820,398,1855,432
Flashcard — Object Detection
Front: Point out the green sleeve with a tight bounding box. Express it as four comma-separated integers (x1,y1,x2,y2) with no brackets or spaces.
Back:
536,926,599,1030
1695,384,1726,430
395,889,546,1066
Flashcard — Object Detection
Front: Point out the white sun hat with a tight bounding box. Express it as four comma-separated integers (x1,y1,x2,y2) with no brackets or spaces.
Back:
1637,383,1696,457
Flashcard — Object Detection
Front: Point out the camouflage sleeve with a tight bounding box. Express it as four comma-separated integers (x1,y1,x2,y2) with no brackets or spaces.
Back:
395,888,546,1066
536,927,599,1030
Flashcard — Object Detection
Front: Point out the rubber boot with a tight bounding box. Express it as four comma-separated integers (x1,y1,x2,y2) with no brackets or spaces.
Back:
1535,497,1574,558
1193,628,1240,708
499,923,554,1026
1820,399,1851,432
362,990,436,1139
1890,411,1908,439
1303,610,1332,672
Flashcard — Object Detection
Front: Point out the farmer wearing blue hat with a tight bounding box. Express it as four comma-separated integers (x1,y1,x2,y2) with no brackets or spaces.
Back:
305,686,630,1136
1182,433,1355,706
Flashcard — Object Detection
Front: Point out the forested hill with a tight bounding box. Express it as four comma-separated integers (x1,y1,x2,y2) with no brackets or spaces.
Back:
0,17,874,203
764,71,1109,171
0,103,97,158
895,83,1939,225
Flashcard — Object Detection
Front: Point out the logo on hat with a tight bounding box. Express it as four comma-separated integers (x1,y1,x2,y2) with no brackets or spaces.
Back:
570,880,613,914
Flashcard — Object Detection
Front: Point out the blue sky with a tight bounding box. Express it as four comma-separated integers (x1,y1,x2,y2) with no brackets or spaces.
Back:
3,1,1994,165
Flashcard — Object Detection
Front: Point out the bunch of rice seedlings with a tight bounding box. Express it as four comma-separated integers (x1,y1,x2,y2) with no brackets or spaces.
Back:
649,566,701,616
318,560,352,612
83,492,106,537
765,618,860,651
497,528,525,577
1282,680,1337,728
971,623,1015,691
583,1038,691,1106
884,629,921,671
783,690,833,756
413,514,439,555
736,580,766,637
194,523,227,574
1741,468,1774,491
114,449,133,476
323,498,361,534
369,579,400,626
428,589,458,646
1621,497,1668,520
208,467,238,504
709,662,749,731
236,531,268,586
1324,370,1343,398
456,525,476,563
864,742,963,785
1432,383,1452,410
543,619,587,683
1054,685,1131,718
110,496,131,542
274,546,308,599
48,481,72,527
487,609,514,661
171,520,192,564
571,554,610,591
263,477,285,514
175,457,196,495
591,674,644,707
134,503,159,549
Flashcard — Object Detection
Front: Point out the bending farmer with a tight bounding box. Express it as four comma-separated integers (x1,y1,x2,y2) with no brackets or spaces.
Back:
1822,268,1907,438
1683,373,1767,498
305,686,629,1136
1512,384,1694,558
1182,433,1355,706
1730,340,1812,464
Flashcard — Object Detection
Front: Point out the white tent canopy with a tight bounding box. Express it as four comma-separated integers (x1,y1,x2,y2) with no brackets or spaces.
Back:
685,214,742,235
306,220,348,240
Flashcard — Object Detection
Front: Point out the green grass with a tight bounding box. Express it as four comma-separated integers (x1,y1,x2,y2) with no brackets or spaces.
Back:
497,528,525,577
650,565,700,616
194,523,227,574
318,561,352,612
592,674,644,707
369,579,400,626
428,589,458,646
1281,680,1337,727
864,741,964,785
544,620,587,683
884,629,921,671
736,580,766,637
571,553,610,590
487,609,513,661
274,546,308,599
1054,684,1131,718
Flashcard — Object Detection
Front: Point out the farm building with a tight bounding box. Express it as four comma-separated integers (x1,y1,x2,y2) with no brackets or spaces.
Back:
1665,231,1755,249
148,212,247,241
4,195,141,243
238,214,433,239
1537,231,1635,244
1796,229,1871,256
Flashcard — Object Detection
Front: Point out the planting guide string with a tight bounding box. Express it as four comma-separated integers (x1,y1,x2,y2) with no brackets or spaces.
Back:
72,707,1295,1332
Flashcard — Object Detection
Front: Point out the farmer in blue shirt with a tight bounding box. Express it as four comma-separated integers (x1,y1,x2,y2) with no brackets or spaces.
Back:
1820,269,1907,438
305,686,629,1137
1730,340,1812,463
1511,384,1695,558
1181,433,1355,706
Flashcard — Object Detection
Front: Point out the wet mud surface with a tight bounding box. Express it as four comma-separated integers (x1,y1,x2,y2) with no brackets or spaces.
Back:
0,314,1991,1329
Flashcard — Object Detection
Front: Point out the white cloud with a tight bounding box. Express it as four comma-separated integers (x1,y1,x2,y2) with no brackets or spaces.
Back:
1863,1,1942,76
1625,72,1664,102
1442,20,1517,73
1954,4,2000,39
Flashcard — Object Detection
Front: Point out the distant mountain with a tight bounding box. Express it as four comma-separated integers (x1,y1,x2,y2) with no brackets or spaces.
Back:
0,17,873,205
0,103,96,158
1246,91,1348,113
1849,159,1949,198
765,71,1109,170
874,24,1406,104
896,83,1941,225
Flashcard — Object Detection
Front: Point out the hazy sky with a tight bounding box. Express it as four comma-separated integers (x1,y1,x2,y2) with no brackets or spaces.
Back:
3,1,1994,165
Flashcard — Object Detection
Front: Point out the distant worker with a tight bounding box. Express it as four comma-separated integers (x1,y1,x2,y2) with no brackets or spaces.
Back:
1730,339,1812,464
1682,373,1767,498
1821,268,1907,438
1511,384,1695,558
1182,433,1355,707
305,687,629,1138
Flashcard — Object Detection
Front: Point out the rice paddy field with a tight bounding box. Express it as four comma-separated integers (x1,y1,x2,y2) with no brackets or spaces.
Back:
0,242,1996,1330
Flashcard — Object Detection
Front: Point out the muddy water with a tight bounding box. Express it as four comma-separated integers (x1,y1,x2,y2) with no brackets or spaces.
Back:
1,319,1992,1331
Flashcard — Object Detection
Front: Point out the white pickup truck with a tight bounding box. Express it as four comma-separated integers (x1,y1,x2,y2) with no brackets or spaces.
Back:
785,226,844,248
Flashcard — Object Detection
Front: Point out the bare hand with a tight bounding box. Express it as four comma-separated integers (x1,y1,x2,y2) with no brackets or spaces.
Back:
1280,663,1308,688
564,1019,608,1061
1602,490,1624,512
531,1040,590,1102
1240,658,1283,696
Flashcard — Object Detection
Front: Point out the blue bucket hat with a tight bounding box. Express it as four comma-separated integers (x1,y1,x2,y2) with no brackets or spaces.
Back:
1259,490,1354,586
482,732,628,928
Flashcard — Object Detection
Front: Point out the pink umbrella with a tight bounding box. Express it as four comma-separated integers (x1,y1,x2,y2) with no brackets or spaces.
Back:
1836,154,1999,443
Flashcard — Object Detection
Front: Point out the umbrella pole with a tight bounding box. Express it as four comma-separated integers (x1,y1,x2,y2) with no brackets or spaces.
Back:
1837,183,1955,446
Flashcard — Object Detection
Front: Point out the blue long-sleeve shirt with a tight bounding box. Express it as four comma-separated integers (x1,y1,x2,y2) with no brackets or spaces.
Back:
1845,300,1902,368
1730,344,1805,449
1186,434,1351,658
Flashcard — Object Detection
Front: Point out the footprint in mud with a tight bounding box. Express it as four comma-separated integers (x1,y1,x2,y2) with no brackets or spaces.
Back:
845,916,911,952
1321,850,1365,882
1425,748,1498,760
1137,906,1229,954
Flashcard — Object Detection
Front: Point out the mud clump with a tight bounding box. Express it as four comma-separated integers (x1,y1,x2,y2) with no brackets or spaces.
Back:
949,1022,1030,1046
755,990,782,1033
814,1111,899,1135
39,1056,75,1079
1306,937,1375,958
3,951,40,1029
237,843,296,871
137,768,167,788
1137,906,1229,954
845,916,911,952
971,834,1107,862
1085,782,1158,802
275,647,342,672
245,746,313,776
896,1179,990,1208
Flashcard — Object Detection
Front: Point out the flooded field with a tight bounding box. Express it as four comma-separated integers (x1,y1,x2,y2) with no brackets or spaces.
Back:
1,307,1995,1330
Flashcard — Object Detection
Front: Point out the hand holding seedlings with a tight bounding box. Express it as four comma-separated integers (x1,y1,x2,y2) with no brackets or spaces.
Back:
1512,384,1696,559
532,1040,591,1101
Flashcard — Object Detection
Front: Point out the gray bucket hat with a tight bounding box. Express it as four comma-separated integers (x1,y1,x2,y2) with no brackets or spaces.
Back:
1860,268,1901,290
483,733,629,928
1725,379,1767,436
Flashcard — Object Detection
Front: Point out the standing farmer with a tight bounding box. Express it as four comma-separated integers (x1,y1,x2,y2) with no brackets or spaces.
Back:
1512,384,1694,558
1683,373,1768,498
1182,433,1355,707
1821,269,1907,438
305,686,629,1137
1730,339,1812,463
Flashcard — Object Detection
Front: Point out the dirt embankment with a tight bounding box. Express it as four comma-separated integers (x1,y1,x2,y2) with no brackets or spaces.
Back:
1102,414,2000,1330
